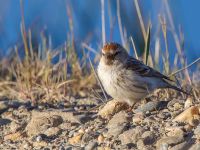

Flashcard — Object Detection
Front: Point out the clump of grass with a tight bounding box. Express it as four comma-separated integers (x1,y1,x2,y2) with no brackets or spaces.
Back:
0,1,97,104
0,35,96,104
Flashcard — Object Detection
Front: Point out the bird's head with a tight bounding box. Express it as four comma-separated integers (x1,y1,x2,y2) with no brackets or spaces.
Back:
101,42,128,65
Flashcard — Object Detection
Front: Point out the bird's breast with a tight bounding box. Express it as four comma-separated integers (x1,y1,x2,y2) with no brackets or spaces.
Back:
97,62,119,98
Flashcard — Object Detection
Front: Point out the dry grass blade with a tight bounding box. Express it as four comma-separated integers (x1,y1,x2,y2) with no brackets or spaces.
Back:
101,0,106,45
134,0,147,42
169,57,200,77
89,57,107,103
130,37,139,60
117,0,125,46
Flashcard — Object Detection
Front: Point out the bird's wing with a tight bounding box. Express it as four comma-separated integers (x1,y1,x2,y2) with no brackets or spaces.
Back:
125,58,172,81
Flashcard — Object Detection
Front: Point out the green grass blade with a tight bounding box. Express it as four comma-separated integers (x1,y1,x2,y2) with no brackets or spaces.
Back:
145,25,151,65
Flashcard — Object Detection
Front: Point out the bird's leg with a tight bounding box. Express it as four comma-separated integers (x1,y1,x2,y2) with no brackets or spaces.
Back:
126,102,136,116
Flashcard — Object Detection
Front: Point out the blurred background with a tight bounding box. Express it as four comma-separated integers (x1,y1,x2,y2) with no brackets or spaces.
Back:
0,0,199,67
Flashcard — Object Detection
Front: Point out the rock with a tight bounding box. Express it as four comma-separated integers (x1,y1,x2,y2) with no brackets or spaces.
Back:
32,141,48,148
173,106,200,126
135,101,168,113
68,133,84,145
184,97,193,108
141,131,156,145
136,139,145,150
118,127,145,145
0,118,11,126
165,126,184,137
194,125,200,134
85,141,98,150
98,134,105,143
98,100,128,119
106,111,128,138
189,143,200,150
44,127,61,137
167,99,184,108
26,112,63,136
156,135,185,149
81,131,99,144
31,110,90,124
170,140,194,150
4,131,23,141
194,125,200,139
132,113,144,124
9,121,22,133
0,101,8,114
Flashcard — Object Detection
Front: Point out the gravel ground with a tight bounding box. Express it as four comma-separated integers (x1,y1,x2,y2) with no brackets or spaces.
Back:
0,92,200,150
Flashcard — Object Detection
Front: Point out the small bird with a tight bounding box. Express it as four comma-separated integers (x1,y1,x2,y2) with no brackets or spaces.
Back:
97,42,188,106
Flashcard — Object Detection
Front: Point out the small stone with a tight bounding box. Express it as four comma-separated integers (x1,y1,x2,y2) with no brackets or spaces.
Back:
173,103,183,110
194,125,200,139
170,141,193,150
4,131,23,141
98,100,128,119
68,133,83,145
184,97,193,108
81,131,98,144
0,101,8,114
0,118,11,126
136,139,145,150
98,134,104,143
106,111,128,138
141,131,156,145
36,135,43,142
132,113,144,124
26,112,63,136
156,135,185,149
173,106,200,126
44,127,61,137
189,143,200,150
135,101,168,113
32,141,48,148
85,141,98,150
9,121,22,133
165,126,184,137
118,127,145,145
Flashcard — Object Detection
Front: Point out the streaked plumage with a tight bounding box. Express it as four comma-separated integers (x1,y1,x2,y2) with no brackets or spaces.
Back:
97,42,187,106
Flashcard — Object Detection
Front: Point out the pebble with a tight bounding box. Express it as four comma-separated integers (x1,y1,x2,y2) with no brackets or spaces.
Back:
132,113,144,124
156,135,185,149
189,143,200,150
44,127,61,137
184,97,193,108
98,100,128,119
165,126,184,137
135,101,168,113
0,118,11,126
173,106,199,126
85,141,98,150
0,101,8,114
141,131,156,145
4,131,23,141
68,133,83,145
106,111,128,138
118,127,145,145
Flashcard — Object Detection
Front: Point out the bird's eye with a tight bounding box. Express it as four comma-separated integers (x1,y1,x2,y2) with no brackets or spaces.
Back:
102,53,105,56
113,51,120,57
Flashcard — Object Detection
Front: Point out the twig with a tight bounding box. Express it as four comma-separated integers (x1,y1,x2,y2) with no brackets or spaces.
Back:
169,57,200,76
